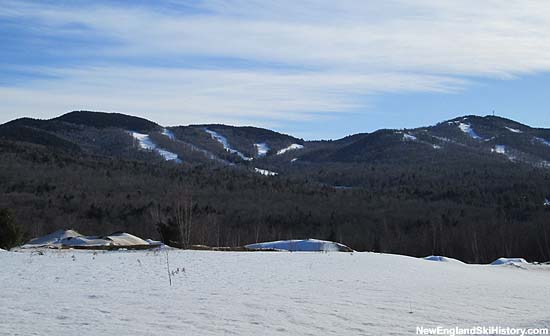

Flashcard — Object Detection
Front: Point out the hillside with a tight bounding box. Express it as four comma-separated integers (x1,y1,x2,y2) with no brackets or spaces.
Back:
1,111,550,262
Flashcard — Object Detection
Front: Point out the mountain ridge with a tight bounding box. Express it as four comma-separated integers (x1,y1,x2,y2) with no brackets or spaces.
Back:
2,110,550,170
1,110,550,262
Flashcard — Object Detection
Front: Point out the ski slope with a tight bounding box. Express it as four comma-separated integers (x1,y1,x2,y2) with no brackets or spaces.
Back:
1,250,549,335
457,122,483,140
277,144,304,155
534,137,550,147
505,126,522,133
254,168,278,176
254,143,269,157
130,131,181,163
204,129,252,161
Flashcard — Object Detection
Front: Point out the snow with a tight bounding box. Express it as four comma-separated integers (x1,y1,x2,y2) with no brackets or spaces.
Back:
457,122,482,140
23,230,161,249
432,144,442,149
0,248,6,252
432,136,451,143
423,255,463,263
130,131,181,163
23,229,82,248
246,239,353,252
162,128,176,140
545,198,550,206
254,168,278,176
2,250,550,335
291,158,298,163
61,236,111,247
491,145,515,161
490,257,528,266
105,232,150,246
534,137,550,147
277,143,304,155
254,143,269,157
505,126,522,133
402,133,417,141
204,129,252,161
492,145,506,154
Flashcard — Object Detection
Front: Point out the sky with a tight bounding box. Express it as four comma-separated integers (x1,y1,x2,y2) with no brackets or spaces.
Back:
1,0,550,140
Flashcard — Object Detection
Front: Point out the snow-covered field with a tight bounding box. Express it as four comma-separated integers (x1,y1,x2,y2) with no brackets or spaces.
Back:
1,250,550,335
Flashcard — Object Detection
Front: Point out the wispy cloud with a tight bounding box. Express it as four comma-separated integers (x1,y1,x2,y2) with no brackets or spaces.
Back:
0,66,466,128
1,0,550,129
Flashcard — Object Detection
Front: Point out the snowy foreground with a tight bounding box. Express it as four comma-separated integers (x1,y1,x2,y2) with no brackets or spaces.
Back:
1,250,550,335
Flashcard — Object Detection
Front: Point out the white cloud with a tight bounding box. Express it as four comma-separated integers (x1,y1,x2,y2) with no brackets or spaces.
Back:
1,0,550,126
0,66,466,127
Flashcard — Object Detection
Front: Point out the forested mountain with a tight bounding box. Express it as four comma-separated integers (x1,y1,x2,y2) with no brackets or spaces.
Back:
1,111,550,262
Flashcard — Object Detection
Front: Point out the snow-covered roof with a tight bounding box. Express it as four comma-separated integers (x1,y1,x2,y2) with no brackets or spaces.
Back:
491,257,527,266
423,255,463,263
24,229,82,247
104,232,150,246
245,239,353,252
61,236,111,247
22,230,161,249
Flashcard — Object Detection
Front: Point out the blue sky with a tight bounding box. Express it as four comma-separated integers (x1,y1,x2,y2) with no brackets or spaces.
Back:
2,0,550,139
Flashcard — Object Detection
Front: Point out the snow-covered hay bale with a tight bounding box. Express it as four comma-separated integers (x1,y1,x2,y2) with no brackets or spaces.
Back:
23,229,82,248
245,239,353,252
491,258,528,266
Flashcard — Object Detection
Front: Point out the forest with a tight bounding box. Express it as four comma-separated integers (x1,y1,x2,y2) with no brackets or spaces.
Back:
1,137,550,263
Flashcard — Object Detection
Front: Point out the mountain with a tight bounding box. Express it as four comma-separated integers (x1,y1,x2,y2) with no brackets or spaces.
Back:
1,110,550,262
53,111,160,133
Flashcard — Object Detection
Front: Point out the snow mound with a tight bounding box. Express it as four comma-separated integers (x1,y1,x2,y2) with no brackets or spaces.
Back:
423,255,463,263
23,229,82,247
254,168,278,176
458,122,482,140
245,239,353,252
204,129,252,161
131,131,181,163
491,258,528,266
277,144,304,155
254,143,269,157
505,126,522,133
